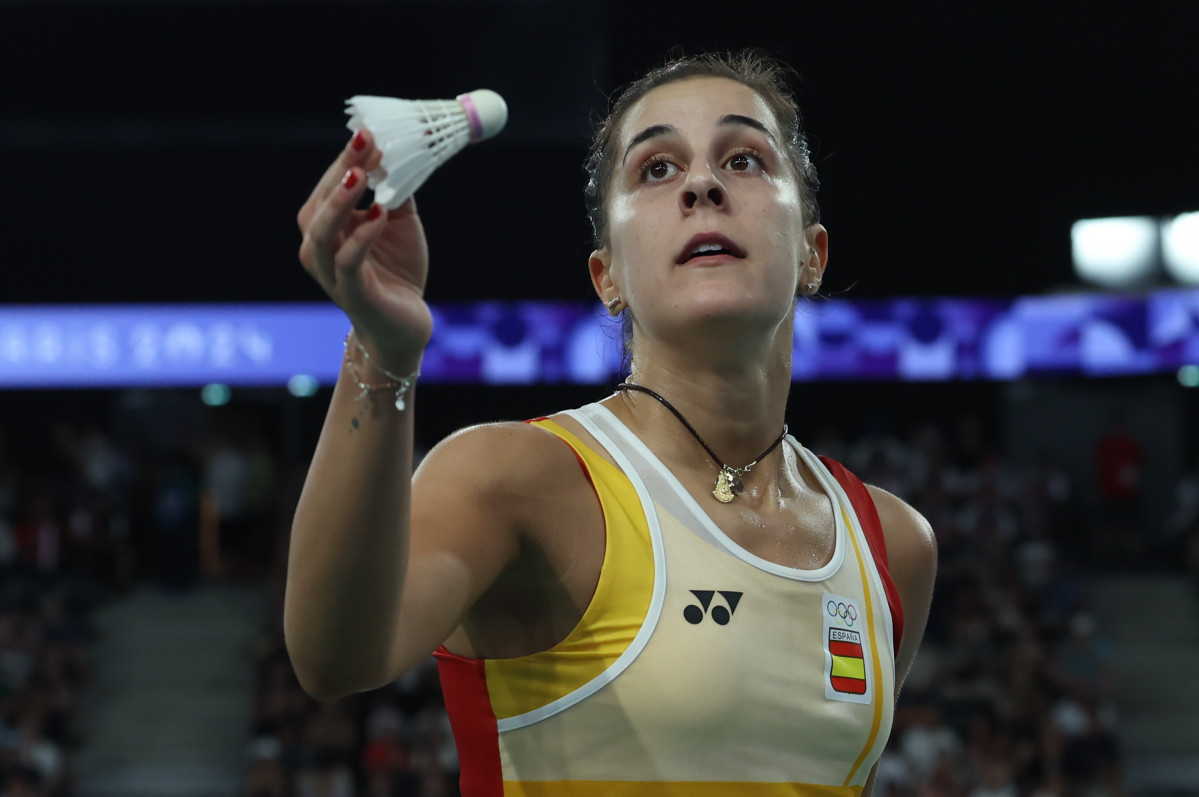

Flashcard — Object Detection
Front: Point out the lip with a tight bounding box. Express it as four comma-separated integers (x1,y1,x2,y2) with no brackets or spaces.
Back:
676,232,747,265
681,253,742,267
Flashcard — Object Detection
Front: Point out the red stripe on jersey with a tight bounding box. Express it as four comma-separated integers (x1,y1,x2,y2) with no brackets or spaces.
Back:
831,675,868,695
829,639,864,659
818,456,905,652
433,646,503,796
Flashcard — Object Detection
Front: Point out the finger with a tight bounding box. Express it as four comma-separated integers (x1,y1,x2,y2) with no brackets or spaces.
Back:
315,129,374,200
334,202,391,274
343,193,418,247
341,193,417,239
334,195,416,269
303,166,373,285
297,128,380,232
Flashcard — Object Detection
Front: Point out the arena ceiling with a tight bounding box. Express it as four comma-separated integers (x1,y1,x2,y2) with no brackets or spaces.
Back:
4,0,1197,304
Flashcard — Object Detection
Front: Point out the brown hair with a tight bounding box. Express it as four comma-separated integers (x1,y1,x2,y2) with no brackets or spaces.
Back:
583,48,821,248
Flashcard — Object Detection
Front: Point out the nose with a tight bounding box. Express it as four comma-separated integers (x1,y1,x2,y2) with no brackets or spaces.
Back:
680,164,726,211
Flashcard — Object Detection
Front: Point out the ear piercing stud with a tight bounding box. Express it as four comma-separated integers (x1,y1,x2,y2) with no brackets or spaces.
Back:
805,247,820,293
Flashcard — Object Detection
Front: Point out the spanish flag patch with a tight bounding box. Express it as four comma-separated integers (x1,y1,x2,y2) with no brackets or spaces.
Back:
822,592,872,704
829,630,867,694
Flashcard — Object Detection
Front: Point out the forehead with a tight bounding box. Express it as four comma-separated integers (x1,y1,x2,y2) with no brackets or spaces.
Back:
619,76,780,146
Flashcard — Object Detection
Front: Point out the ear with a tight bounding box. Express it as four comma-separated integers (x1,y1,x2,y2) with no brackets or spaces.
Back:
800,224,829,290
589,247,621,310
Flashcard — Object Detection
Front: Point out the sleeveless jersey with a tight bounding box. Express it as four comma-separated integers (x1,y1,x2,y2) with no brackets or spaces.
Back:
435,403,904,796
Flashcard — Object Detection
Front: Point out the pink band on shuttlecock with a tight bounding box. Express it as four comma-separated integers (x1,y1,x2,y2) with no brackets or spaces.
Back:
457,93,485,142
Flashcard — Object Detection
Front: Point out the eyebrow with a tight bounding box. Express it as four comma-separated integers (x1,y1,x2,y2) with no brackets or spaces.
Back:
621,114,777,165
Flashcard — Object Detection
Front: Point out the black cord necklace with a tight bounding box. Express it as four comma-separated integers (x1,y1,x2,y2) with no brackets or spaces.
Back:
616,382,789,504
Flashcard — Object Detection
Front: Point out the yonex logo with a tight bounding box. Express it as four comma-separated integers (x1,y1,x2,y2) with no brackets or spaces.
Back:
684,590,743,625
826,599,858,628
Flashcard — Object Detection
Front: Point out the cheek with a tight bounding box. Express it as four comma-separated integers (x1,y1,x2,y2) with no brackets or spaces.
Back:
607,193,666,268
607,192,636,241
763,180,807,262
770,177,805,221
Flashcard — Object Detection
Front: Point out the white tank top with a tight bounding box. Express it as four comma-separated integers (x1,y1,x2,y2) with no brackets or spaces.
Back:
436,403,900,796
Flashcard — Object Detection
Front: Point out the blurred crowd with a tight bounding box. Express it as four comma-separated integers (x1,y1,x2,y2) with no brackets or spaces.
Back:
1,402,1197,797
241,430,459,797
0,426,115,797
0,415,284,797
822,419,1124,797
240,634,457,797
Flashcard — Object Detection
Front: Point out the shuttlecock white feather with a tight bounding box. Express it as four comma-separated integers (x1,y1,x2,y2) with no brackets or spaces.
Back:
344,89,508,210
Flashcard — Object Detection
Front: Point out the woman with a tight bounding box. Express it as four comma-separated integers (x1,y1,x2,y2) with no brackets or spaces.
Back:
286,51,937,795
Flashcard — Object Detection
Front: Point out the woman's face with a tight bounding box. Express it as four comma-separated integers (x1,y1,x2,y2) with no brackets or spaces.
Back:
593,76,825,350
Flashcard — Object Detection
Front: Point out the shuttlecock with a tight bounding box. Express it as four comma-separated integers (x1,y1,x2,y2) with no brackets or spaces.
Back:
345,89,508,210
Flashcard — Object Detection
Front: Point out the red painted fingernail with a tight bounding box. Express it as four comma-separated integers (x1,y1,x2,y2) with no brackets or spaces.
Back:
350,130,367,151
366,203,382,221
342,170,358,190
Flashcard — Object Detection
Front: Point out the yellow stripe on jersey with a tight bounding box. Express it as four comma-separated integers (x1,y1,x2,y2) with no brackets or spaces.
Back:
840,503,885,787
503,780,864,797
483,419,655,721
831,655,867,681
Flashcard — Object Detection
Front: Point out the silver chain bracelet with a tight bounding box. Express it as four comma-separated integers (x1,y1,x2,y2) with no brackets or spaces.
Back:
343,332,421,411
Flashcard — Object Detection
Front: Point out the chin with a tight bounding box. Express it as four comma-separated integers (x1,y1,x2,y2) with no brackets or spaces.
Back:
680,291,791,333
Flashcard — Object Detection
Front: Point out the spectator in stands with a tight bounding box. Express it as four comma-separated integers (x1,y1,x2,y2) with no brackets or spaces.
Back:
152,450,201,590
1093,410,1144,563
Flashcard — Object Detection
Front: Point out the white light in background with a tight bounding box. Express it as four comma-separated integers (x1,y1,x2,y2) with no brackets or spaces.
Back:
287,374,319,397
1162,212,1199,285
201,383,231,406
1072,216,1158,288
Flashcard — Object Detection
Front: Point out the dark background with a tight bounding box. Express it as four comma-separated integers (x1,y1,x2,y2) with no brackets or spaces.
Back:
2,9,1197,793
4,0,1198,305
2,0,1198,464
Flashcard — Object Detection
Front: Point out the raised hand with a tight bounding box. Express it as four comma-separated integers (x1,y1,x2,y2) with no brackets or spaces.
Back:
297,128,433,367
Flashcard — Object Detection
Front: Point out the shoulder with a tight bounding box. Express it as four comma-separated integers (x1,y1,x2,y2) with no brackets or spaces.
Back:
417,419,583,482
816,455,937,578
422,419,569,462
864,485,938,578
863,484,937,687
413,419,591,527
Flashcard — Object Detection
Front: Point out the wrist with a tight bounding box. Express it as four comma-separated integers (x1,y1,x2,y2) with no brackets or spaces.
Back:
344,331,423,411
349,326,425,375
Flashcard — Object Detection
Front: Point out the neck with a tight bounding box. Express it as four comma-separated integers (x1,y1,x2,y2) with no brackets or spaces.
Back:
617,322,794,473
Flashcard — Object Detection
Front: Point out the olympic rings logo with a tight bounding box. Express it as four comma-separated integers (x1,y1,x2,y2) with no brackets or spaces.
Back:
826,599,858,627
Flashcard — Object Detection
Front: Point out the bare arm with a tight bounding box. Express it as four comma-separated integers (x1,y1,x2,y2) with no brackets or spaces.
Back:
859,487,937,797
866,484,938,692
283,129,531,700
862,766,878,797
285,413,540,699
284,368,423,700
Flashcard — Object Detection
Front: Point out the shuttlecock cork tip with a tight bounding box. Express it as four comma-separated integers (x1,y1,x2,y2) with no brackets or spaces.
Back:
457,89,508,143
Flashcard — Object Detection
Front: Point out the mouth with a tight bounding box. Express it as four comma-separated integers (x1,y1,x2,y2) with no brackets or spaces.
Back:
676,233,747,265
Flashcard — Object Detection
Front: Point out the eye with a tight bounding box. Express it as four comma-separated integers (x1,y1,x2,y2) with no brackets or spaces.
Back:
725,149,766,174
638,155,680,183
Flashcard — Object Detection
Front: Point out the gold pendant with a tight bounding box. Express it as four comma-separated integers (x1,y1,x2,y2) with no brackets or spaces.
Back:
712,468,744,503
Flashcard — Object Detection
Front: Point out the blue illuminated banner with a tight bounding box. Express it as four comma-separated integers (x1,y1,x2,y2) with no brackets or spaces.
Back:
2,290,1198,388
0,304,347,388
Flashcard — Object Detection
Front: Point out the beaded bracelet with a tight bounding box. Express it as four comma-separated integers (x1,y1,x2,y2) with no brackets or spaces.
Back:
343,332,421,411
